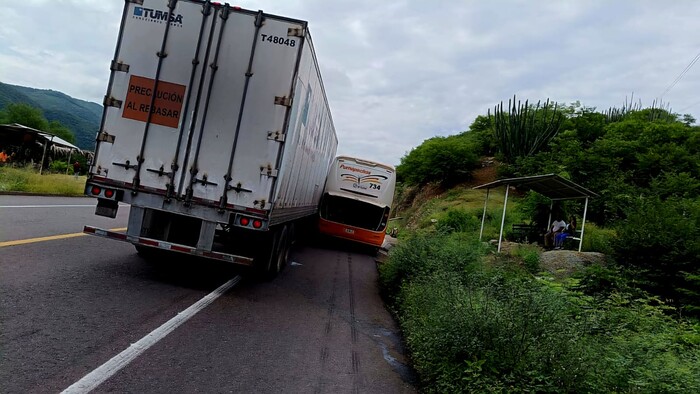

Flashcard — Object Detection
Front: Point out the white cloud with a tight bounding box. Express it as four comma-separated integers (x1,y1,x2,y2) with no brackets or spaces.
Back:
2,0,700,165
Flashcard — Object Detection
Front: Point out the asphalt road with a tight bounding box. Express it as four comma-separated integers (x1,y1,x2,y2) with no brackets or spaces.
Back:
0,195,415,393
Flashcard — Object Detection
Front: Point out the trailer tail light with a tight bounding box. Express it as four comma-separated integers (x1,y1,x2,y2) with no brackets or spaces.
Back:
235,215,266,230
104,189,115,198
91,186,102,196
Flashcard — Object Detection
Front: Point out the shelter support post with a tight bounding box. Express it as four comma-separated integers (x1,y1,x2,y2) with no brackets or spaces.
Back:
38,135,55,175
579,197,589,252
547,201,553,231
39,139,49,175
497,184,509,253
66,149,73,175
479,188,490,241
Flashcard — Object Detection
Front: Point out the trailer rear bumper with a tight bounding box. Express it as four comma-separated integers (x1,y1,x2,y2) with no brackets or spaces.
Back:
83,225,254,266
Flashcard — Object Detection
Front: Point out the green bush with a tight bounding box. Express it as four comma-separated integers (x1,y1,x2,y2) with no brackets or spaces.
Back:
580,293,700,393
396,134,480,186
49,160,68,174
435,209,480,234
0,166,28,191
613,197,700,314
572,263,627,297
400,271,590,393
580,222,615,254
379,232,485,304
382,227,700,393
510,244,541,273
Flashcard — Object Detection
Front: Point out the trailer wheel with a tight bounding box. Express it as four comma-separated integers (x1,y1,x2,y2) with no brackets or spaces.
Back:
255,225,288,280
135,245,161,261
275,225,291,273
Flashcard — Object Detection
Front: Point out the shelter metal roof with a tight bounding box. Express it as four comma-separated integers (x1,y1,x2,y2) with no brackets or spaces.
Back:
0,123,81,151
473,173,598,200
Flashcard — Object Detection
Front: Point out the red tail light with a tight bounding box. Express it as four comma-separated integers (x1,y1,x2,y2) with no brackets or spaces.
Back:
91,186,101,195
252,220,263,229
240,217,250,226
104,189,114,198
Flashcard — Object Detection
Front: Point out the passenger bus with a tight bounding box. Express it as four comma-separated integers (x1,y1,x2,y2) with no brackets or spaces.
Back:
318,156,396,247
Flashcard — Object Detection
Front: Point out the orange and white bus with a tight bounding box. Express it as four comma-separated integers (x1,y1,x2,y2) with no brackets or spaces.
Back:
318,156,396,247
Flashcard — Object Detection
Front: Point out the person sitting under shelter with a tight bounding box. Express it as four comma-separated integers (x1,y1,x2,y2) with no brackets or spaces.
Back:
554,215,577,249
545,216,567,249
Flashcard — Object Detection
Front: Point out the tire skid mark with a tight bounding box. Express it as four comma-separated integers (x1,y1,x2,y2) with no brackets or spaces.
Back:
348,253,356,341
315,251,342,394
351,350,360,373
348,253,361,393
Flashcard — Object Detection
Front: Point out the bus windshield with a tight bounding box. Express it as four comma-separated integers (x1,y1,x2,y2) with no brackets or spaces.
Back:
320,194,388,231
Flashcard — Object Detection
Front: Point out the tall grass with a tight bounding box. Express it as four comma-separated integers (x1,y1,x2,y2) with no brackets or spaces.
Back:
0,166,86,196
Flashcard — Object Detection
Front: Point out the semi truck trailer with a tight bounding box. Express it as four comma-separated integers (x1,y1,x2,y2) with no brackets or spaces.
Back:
84,0,337,277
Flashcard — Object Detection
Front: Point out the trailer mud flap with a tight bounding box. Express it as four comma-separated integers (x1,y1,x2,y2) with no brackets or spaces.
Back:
95,199,119,218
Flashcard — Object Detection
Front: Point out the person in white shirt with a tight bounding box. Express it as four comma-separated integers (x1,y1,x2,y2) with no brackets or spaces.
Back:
545,217,567,249
555,215,577,249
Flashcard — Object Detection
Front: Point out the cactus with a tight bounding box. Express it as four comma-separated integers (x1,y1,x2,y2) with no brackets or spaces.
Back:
604,95,675,123
488,95,563,164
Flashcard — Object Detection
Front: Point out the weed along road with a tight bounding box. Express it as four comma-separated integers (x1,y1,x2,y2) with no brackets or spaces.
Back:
0,195,414,393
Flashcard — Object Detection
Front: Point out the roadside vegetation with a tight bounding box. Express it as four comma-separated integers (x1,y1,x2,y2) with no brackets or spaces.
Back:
1,103,89,195
384,97,700,392
0,166,86,196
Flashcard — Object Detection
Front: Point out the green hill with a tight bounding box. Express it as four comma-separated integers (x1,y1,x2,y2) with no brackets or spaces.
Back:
0,82,102,150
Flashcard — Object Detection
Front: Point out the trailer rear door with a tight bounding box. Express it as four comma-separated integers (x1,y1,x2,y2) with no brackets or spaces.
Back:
178,10,304,210
94,1,304,211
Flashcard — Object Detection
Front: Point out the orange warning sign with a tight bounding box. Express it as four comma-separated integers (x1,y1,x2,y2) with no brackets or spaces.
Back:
122,75,186,128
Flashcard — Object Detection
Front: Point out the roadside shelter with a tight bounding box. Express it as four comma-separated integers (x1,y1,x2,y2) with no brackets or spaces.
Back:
0,123,82,173
473,174,598,252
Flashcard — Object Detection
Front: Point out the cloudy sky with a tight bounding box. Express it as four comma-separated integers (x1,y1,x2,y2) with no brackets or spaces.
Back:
1,0,699,166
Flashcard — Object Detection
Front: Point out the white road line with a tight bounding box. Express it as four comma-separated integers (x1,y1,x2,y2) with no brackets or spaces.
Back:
0,205,95,208
61,276,242,394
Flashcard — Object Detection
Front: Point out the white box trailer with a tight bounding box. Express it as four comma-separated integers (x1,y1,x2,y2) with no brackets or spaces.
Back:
84,0,337,277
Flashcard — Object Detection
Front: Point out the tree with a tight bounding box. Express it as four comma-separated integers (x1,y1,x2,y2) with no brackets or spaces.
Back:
0,103,49,130
0,102,76,143
613,197,700,314
397,135,480,187
461,115,497,156
47,120,76,144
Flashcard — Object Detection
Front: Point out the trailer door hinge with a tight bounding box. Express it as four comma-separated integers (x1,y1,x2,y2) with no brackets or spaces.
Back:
267,130,286,142
110,60,130,73
274,96,292,107
103,96,123,109
260,165,278,178
97,131,116,143
288,27,305,37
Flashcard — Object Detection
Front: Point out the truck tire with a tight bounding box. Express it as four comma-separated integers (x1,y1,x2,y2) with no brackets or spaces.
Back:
255,225,289,280
275,225,291,273
135,245,161,261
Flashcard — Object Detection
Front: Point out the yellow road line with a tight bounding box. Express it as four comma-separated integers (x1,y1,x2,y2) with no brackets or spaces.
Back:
0,228,127,248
